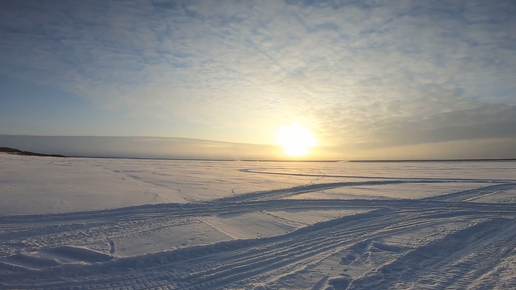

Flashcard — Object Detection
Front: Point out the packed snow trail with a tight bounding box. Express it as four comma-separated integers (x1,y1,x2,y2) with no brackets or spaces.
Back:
2,207,512,289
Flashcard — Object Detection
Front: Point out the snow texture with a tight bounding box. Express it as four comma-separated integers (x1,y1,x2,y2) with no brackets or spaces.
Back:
1,154,515,289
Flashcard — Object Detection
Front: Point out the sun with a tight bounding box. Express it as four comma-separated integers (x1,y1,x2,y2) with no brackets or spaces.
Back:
276,123,316,157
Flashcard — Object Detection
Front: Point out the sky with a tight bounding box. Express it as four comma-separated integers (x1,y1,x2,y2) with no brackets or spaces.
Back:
1,0,516,159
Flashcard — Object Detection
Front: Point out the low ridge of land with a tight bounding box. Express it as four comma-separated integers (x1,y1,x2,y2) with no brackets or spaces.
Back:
0,147,65,158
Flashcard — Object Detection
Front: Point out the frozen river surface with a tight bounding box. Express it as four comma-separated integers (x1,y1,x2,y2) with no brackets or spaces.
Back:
1,154,515,289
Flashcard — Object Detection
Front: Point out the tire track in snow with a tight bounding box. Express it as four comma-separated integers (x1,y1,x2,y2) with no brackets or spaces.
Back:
424,183,516,202
0,180,513,226
239,168,516,184
1,198,514,230
346,218,516,290
1,190,515,260
1,176,515,289
1,208,511,290
0,209,394,288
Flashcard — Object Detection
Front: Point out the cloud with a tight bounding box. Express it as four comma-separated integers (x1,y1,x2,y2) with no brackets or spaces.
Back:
371,103,516,145
0,135,282,159
336,138,516,160
1,0,516,152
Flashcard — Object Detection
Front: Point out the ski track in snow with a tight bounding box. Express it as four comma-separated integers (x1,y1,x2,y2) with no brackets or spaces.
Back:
1,160,515,290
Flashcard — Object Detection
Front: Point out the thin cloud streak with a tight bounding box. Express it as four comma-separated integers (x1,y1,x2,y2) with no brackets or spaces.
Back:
0,135,283,159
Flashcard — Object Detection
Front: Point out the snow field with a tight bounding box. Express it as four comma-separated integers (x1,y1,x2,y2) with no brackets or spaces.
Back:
0,154,515,289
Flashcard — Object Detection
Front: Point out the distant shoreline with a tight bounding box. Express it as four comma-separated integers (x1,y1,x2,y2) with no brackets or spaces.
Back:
71,157,515,162
2,146,515,162
70,157,516,162
65,155,341,162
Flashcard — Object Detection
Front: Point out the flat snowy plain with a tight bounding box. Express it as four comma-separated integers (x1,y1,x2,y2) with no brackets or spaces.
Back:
0,154,515,289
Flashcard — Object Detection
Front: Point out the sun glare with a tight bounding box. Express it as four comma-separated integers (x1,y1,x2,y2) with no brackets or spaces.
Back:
276,123,316,157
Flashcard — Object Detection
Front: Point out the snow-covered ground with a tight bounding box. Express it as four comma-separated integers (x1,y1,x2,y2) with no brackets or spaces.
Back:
0,154,515,289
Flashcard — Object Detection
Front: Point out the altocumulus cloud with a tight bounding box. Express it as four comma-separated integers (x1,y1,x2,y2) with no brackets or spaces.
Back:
1,0,516,157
